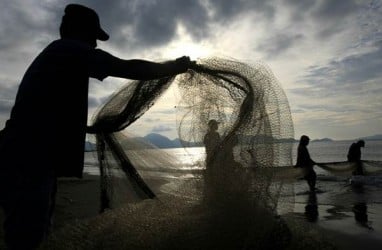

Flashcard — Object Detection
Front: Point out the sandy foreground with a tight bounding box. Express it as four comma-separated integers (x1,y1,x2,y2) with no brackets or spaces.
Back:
0,173,381,249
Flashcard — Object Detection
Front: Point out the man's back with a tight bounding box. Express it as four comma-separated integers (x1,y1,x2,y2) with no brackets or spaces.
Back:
296,145,313,169
347,143,361,162
3,39,103,177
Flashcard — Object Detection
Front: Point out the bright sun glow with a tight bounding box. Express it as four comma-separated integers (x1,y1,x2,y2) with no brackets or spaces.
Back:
166,41,212,61
164,25,213,60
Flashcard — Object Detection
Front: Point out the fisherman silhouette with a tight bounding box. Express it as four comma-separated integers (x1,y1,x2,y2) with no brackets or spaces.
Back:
0,4,192,249
202,120,221,198
347,140,365,175
295,135,317,192
203,119,221,168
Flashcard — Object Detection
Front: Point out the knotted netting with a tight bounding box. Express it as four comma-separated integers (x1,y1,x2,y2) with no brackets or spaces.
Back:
45,57,296,249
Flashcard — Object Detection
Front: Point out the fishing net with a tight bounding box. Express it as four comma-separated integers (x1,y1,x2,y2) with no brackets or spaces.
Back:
45,57,296,249
316,160,382,175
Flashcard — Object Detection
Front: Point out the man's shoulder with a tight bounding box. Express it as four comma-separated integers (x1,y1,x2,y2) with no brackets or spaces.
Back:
44,39,98,54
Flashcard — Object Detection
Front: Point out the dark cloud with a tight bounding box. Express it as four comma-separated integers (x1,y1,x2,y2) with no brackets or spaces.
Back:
4,0,365,55
115,0,210,48
0,0,372,54
289,39,382,122
87,93,113,111
0,100,13,116
132,1,179,47
312,0,365,38
284,1,372,40
284,0,317,19
301,40,382,94
0,81,18,100
209,0,275,21
257,33,304,57
0,83,17,117
52,0,276,50
51,0,209,49
88,95,101,109
313,0,361,20
0,1,58,51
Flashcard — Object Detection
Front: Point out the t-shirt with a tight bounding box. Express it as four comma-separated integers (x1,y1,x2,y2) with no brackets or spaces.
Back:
1,39,122,177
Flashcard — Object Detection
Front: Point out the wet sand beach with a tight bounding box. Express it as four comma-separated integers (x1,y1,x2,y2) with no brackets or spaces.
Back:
1,169,382,249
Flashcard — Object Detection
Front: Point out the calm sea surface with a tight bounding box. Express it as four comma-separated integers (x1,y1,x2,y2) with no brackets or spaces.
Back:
160,140,382,168
85,140,382,171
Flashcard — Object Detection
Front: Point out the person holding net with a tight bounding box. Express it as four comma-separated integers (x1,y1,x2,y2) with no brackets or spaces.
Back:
347,140,365,175
0,4,192,249
295,135,317,192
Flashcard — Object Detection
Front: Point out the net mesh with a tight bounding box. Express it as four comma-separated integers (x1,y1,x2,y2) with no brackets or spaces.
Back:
92,57,294,209
45,57,297,249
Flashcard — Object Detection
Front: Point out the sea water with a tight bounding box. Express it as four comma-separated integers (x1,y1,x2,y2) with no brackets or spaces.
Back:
84,140,382,180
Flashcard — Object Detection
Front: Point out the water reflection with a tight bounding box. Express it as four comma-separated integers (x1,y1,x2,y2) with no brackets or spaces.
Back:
352,202,373,230
305,191,318,222
351,184,373,230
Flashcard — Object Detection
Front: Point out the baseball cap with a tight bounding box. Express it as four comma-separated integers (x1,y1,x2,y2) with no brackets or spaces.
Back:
63,4,109,41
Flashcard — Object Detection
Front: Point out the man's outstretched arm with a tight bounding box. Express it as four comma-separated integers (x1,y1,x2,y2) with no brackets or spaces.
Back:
92,52,192,81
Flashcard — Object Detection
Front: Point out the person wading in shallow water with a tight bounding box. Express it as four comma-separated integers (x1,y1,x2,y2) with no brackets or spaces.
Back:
347,140,365,175
295,135,317,192
0,4,192,249
203,119,221,167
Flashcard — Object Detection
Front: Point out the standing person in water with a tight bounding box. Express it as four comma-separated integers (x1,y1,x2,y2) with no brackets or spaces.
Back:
347,140,365,175
0,4,192,249
202,119,221,199
296,135,317,192
203,119,221,167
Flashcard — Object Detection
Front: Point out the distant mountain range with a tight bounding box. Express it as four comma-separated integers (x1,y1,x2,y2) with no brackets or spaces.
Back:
359,134,382,141
311,138,333,142
84,133,382,151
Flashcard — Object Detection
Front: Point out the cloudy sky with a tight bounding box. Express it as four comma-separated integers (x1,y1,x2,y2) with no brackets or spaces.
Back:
0,0,381,140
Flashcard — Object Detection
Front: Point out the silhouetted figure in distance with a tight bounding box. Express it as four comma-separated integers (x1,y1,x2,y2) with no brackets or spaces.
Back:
0,4,192,249
295,135,316,192
202,119,221,200
203,119,221,168
347,140,365,175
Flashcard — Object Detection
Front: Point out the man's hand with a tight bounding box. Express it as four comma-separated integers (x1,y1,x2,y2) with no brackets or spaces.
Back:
173,56,195,73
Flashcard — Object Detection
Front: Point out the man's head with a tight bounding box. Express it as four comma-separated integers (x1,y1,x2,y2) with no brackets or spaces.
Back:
357,140,365,147
300,135,310,146
60,4,109,47
208,119,219,131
